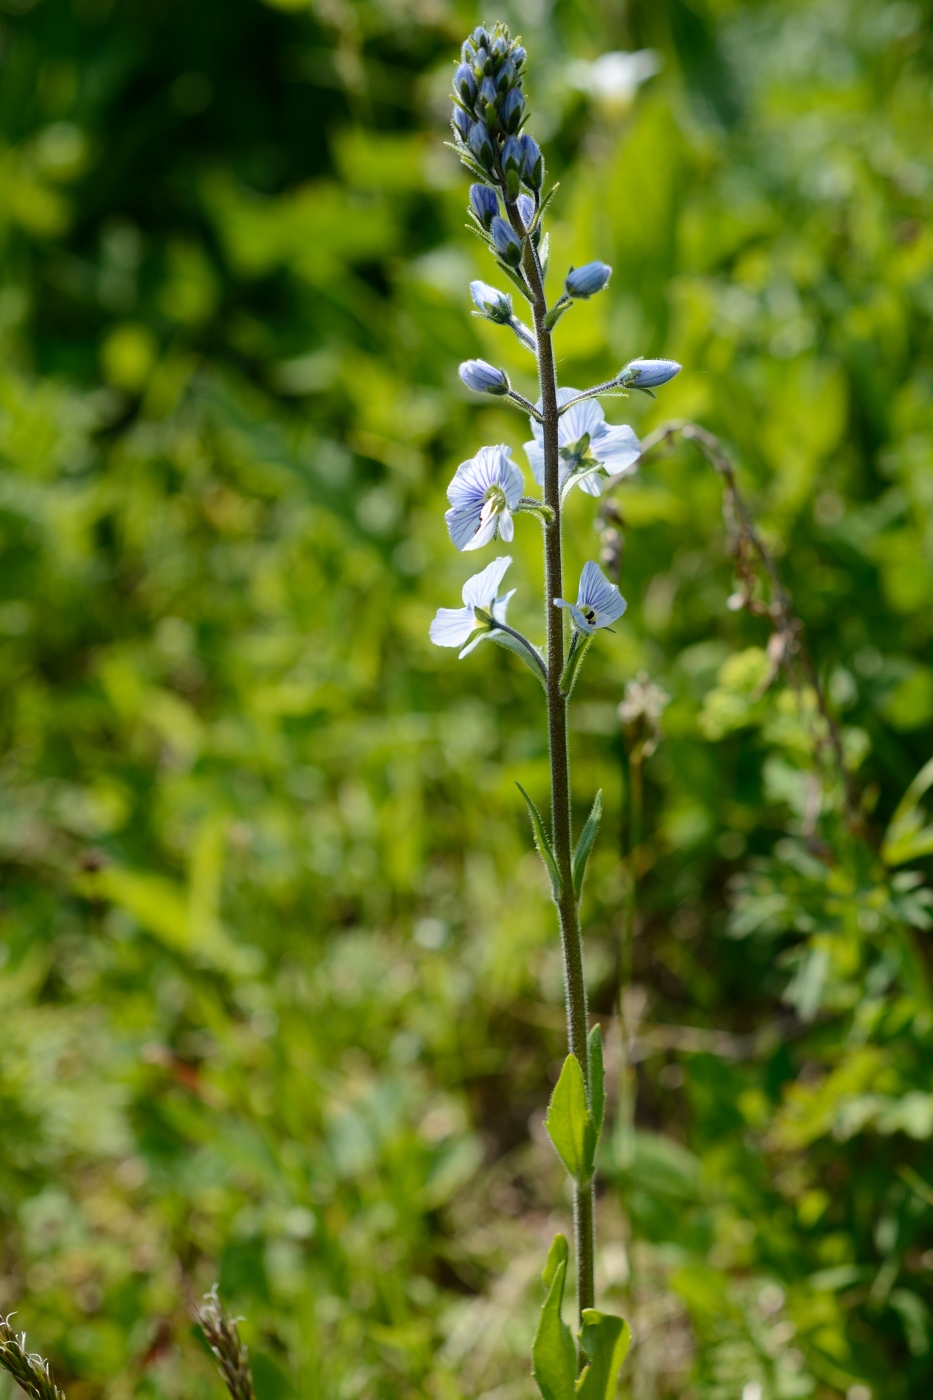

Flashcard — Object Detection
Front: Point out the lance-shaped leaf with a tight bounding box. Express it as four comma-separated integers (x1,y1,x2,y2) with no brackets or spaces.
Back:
572,790,603,898
517,783,561,899
574,1310,631,1400
587,1023,605,1141
560,633,593,698
490,629,547,687
545,1053,597,1183
532,1235,576,1400
883,756,933,867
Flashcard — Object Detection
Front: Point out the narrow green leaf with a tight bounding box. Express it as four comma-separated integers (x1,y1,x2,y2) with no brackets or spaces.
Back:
541,1232,569,1288
545,1053,596,1182
560,633,592,698
544,300,570,332
498,260,533,302
517,783,561,900
532,1236,576,1400
883,756,933,866
574,1310,631,1400
587,1023,605,1140
572,790,603,898
539,230,550,279
490,630,546,687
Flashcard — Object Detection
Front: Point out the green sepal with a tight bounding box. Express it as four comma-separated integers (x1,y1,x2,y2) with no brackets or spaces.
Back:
544,298,570,332
506,167,521,201
517,783,561,899
532,1235,576,1400
539,231,550,278
491,630,546,687
575,1311,631,1400
545,1053,597,1183
586,1023,605,1140
572,789,603,898
560,632,592,698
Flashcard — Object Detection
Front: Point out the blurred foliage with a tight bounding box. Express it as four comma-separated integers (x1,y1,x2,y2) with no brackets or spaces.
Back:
1,0,933,1398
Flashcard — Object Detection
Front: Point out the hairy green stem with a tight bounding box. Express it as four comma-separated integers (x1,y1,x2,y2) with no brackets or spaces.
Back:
508,198,595,1327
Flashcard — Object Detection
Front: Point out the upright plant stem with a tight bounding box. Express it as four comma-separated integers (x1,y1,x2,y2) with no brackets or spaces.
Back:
508,200,595,1324
617,751,641,1171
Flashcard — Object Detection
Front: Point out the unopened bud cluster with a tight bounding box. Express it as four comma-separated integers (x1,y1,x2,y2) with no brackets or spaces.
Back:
451,23,543,201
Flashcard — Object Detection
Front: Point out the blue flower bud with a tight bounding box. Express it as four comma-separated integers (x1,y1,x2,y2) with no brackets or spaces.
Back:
452,105,472,140
461,39,476,63
501,87,524,133
469,121,494,170
492,35,509,58
565,261,613,299
516,193,535,230
459,359,510,395
518,133,543,189
470,280,513,323
454,62,476,105
512,45,526,68
469,182,499,230
620,357,682,387
502,136,524,173
472,26,489,48
479,76,498,108
474,47,490,75
491,215,523,267
496,58,516,91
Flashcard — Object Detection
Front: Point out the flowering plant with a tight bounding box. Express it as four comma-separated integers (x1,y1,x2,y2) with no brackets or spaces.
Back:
439,22,681,1396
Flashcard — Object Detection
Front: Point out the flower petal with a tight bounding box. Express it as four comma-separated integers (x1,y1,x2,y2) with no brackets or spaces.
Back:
462,555,512,610
430,606,478,648
555,597,594,633
461,510,500,551
523,438,545,487
445,503,483,550
592,422,640,472
560,397,605,447
578,561,626,626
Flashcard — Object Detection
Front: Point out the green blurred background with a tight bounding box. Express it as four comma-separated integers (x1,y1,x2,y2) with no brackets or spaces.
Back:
1,0,933,1396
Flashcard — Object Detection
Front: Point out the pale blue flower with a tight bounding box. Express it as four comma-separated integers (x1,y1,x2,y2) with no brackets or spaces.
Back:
555,561,626,634
459,359,509,395
565,261,612,299
620,357,681,387
524,388,640,497
445,445,523,551
470,280,512,323
430,556,516,657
